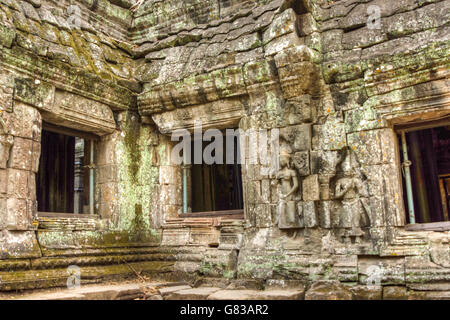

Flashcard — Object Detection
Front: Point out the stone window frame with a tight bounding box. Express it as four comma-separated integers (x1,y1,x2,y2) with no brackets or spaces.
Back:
150,93,248,223
180,132,244,218
36,122,100,225
160,127,245,223
392,116,450,232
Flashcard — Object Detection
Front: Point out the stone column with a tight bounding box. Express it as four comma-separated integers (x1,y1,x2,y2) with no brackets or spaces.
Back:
74,137,84,214
96,131,119,221
1,102,41,231
0,101,41,259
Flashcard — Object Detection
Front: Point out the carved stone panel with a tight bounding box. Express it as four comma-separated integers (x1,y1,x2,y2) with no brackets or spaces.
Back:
44,90,116,136
280,124,312,151
0,134,13,169
292,151,310,176
152,97,246,134
0,71,14,113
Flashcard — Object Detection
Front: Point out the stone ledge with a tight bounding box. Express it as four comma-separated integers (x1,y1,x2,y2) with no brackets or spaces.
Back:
305,280,353,300
405,221,450,232
207,289,305,300
37,215,100,231
0,261,175,291
4,279,450,300
11,281,167,300
166,287,222,300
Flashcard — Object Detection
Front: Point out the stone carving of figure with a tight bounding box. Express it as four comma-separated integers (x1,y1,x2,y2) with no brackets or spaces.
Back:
0,110,13,168
0,110,6,134
334,148,370,244
273,146,300,229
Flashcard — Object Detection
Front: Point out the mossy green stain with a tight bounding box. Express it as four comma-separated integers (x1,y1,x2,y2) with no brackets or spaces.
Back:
122,114,141,184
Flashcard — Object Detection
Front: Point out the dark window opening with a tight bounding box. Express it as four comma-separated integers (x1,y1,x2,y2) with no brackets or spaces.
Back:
285,0,308,15
187,131,243,214
398,124,450,224
37,128,93,214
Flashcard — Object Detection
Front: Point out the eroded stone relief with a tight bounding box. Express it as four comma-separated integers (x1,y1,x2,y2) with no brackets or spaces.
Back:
274,145,300,230
0,114,13,169
333,148,371,244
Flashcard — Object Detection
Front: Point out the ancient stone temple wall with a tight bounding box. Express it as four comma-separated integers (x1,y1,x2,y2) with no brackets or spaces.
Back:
0,0,164,290
0,0,449,299
134,0,450,298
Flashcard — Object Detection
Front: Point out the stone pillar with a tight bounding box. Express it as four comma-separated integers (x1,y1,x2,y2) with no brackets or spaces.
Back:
159,137,183,221
0,131,13,230
99,110,162,241
96,131,119,221
0,101,41,259
74,137,84,214
1,102,41,231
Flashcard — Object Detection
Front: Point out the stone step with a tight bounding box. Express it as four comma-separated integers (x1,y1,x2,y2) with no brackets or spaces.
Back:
207,289,305,300
9,281,305,300
9,281,194,300
0,261,175,291
166,287,222,300
7,279,448,300
12,282,161,300
159,285,193,298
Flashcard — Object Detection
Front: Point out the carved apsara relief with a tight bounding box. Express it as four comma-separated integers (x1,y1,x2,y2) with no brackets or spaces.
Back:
0,110,13,169
273,145,301,229
271,125,371,244
333,147,371,244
